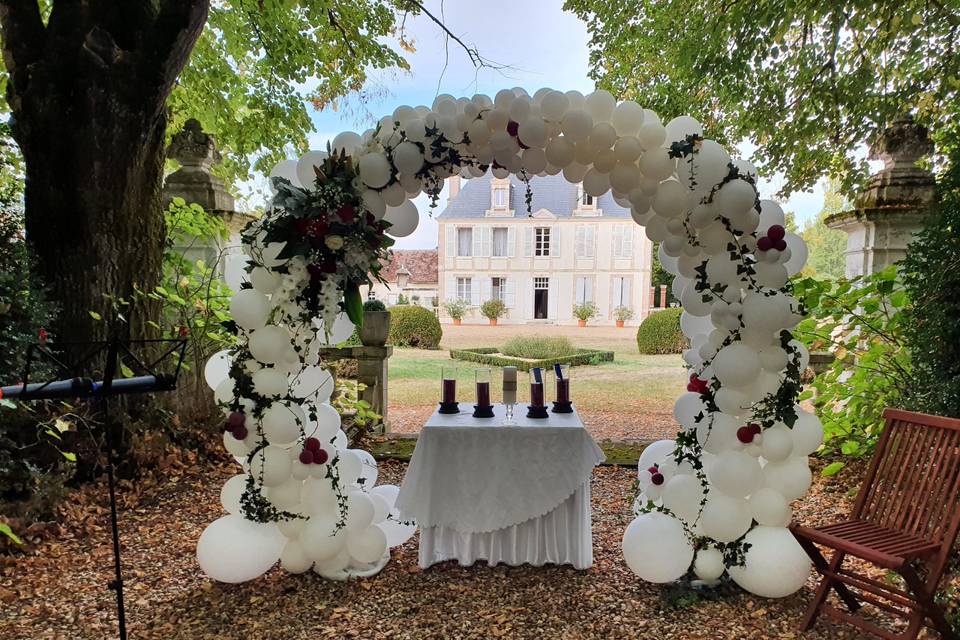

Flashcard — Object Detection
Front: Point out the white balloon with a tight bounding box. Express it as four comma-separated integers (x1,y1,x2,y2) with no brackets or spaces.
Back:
358,152,392,189
249,325,294,365
384,200,419,237
748,488,792,527
370,484,401,509
782,233,808,276
301,513,345,562
611,100,645,136
661,474,704,524
252,368,287,397
708,450,764,498
791,409,824,456
230,289,272,330
204,350,232,391
296,150,329,188
622,512,694,583
585,90,616,122
693,548,725,581
196,515,286,583
300,477,337,515
700,492,752,542
269,159,301,189
345,492,376,532
760,424,794,462
223,429,250,458
380,517,417,548
728,526,811,597
220,474,248,514
762,456,812,500
664,115,703,142
337,449,363,485
250,445,293,487
713,344,762,389
674,392,708,430
262,401,305,446
697,413,740,454
332,131,362,156
280,539,314,574
637,440,676,474
291,366,334,404
347,524,388,564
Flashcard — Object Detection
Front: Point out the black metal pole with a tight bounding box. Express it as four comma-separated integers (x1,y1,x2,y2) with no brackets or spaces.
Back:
101,339,127,640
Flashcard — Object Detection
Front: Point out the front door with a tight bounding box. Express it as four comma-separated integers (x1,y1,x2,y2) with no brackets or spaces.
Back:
534,277,549,319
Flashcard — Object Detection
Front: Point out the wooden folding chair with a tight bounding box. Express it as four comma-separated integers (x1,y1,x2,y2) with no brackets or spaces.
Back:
791,408,960,640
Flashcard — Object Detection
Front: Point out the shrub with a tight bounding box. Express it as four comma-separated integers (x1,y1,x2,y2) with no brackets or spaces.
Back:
480,299,507,320
501,336,576,360
443,298,468,320
363,299,387,312
388,304,442,348
614,305,634,322
395,293,409,305
450,346,614,371
572,301,598,322
636,308,687,354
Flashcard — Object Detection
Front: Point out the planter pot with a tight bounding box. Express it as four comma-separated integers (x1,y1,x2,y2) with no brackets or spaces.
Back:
453,318,462,326
615,320,625,328
578,319,587,327
489,318,498,326
359,310,391,347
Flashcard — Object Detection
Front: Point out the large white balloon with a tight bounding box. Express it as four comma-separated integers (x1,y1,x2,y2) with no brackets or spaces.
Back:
729,526,811,597
347,524,388,564
230,289,272,330
637,440,676,474
296,150,328,188
204,350,232,391
622,512,694,583
700,492,752,542
197,515,286,583
384,201,419,237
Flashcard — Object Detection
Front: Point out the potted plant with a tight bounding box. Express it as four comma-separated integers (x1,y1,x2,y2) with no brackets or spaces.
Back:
443,298,468,326
359,299,390,346
613,305,634,328
480,299,507,326
572,301,597,327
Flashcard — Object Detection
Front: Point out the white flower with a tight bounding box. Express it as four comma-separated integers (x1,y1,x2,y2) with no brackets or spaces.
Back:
325,235,345,250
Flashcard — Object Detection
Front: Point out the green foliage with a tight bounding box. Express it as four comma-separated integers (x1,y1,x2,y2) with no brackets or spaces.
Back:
449,346,614,372
572,301,598,322
395,293,410,305
363,299,387,312
566,0,960,198
480,299,507,320
899,160,960,418
331,380,382,447
614,305,634,322
501,336,576,360
443,298,468,320
636,308,687,354
388,305,442,349
799,181,848,279
794,267,911,468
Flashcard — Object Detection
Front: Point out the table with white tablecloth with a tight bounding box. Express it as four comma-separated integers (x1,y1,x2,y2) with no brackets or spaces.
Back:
396,404,605,569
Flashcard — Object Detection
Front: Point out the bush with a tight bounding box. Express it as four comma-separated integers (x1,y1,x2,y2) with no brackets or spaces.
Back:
443,298,468,320
501,336,575,360
363,299,387,312
480,299,507,320
388,304,442,348
450,346,614,371
636,308,687,354
572,301,598,322
395,293,409,305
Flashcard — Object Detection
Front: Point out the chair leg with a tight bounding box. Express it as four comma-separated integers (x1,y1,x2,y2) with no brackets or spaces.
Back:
795,536,862,620
898,565,958,640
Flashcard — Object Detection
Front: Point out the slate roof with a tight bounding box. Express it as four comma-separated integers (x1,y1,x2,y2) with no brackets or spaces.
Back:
379,249,438,284
436,171,632,219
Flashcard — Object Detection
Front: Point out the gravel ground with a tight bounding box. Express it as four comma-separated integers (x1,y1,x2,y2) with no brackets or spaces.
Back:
388,405,677,442
0,454,949,640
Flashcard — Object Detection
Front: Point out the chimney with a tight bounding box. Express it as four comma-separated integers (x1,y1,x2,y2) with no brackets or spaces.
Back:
447,175,461,202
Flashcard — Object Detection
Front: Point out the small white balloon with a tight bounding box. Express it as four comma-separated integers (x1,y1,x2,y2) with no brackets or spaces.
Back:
694,548,725,581
204,350,232,391
622,512,694,583
296,150,329,188
220,474,248,514
729,526,811,597
347,524,388,564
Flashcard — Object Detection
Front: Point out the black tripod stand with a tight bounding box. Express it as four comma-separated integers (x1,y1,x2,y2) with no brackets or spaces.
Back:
2,337,187,640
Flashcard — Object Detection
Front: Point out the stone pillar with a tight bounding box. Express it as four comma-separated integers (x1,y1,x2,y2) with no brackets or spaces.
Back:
659,285,668,308
826,116,937,277
317,345,393,434
648,286,655,309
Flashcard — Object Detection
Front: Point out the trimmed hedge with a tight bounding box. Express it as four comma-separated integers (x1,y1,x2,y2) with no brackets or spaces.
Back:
501,336,575,360
636,307,687,354
449,346,614,371
389,304,442,349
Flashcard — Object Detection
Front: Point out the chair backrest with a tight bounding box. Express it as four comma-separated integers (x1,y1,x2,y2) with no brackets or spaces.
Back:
853,408,960,546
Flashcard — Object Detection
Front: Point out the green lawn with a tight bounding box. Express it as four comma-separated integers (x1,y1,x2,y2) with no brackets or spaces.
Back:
388,324,686,413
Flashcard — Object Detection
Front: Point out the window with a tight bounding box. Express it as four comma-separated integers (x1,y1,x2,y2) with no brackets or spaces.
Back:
612,276,632,307
492,227,509,257
575,277,594,304
613,224,633,258
534,277,549,290
457,227,473,257
493,186,509,208
492,277,506,301
582,192,594,206
456,277,472,302
535,227,551,256
575,225,595,258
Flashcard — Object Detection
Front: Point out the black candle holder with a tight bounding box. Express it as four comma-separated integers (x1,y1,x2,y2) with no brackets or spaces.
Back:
472,404,495,418
526,404,549,419
438,401,460,414
551,400,574,414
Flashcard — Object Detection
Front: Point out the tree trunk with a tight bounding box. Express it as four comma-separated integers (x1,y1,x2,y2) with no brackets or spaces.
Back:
1,1,209,346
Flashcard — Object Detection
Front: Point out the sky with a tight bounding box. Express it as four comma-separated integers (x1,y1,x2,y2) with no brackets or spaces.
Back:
280,0,832,250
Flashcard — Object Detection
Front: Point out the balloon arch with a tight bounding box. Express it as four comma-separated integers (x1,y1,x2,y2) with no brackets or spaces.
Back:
199,87,821,597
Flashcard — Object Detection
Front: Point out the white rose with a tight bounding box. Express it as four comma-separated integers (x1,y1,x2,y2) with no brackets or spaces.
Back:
325,235,344,250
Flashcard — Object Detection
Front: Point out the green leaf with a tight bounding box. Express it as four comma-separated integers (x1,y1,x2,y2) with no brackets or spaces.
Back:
821,462,845,477
60,450,77,462
120,363,135,379
0,523,22,545
88,311,102,321
344,284,364,328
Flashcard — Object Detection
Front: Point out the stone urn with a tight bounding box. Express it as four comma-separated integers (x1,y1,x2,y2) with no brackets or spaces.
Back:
359,310,391,346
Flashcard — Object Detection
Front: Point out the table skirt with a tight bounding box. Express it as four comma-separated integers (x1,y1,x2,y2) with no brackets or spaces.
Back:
417,480,592,569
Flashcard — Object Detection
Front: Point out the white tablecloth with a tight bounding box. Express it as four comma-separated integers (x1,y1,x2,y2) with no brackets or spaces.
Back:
396,404,604,569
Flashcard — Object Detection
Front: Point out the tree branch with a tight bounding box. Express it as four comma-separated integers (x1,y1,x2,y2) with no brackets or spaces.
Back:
146,0,209,100
400,0,508,72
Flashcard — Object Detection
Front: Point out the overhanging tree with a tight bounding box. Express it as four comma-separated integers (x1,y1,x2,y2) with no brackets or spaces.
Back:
564,0,960,198
0,1,430,345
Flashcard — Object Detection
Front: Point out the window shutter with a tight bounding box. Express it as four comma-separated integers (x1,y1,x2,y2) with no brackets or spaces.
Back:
551,225,560,257
622,277,631,308
445,275,455,302
507,226,517,257
524,227,534,257
586,226,595,257
586,277,594,303
445,226,456,258
470,278,481,306
576,277,585,304
612,276,623,308
575,226,584,257
472,226,482,257
623,225,633,257
505,278,516,308
548,277,558,319
482,227,492,257
482,278,492,303
612,225,621,257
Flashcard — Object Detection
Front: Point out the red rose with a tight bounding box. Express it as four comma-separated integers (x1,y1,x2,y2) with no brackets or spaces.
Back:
337,205,356,223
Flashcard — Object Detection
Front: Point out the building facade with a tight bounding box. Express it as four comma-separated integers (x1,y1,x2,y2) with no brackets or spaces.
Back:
437,172,653,325
364,249,439,308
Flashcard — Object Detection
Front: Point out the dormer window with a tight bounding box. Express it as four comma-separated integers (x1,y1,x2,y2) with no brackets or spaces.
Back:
493,185,509,208
487,177,514,217
582,192,594,207
575,183,600,216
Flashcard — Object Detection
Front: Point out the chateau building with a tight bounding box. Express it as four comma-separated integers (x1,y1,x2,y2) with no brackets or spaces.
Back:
436,172,653,325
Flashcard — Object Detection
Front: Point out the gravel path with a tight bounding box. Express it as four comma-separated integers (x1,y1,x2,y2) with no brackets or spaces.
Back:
1,453,948,640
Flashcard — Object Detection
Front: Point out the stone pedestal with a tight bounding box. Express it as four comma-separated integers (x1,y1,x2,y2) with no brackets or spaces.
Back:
317,345,393,434
826,116,936,278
